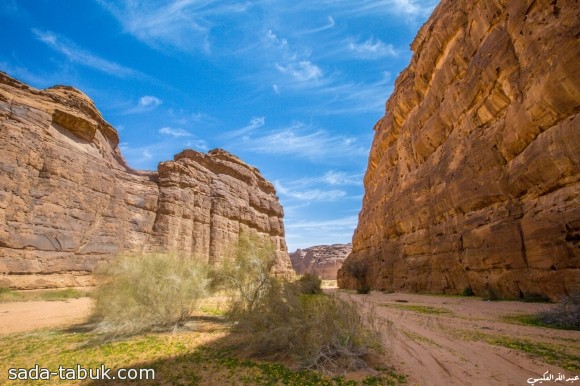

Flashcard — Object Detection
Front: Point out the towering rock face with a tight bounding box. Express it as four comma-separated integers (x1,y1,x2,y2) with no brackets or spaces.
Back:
290,243,351,280
0,72,292,289
338,0,579,300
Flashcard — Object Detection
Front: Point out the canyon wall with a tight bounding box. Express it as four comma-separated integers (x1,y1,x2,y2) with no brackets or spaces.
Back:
0,72,292,289
290,243,351,280
338,0,579,300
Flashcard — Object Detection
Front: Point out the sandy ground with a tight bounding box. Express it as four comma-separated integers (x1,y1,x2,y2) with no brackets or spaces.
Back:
336,291,580,386
0,298,93,335
1,292,578,385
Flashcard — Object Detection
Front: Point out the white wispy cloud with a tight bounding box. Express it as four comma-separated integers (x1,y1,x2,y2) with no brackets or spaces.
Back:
309,0,437,19
185,138,209,151
348,37,398,59
222,116,265,139
96,0,251,53
139,95,162,108
124,95,163,114
308,71,393,115
167,109,215,126
235,122,368,160
119,134,210,170
275,181,346,202
32,29,140,78
265,29,325,88
301,16,336,34
159,127,192,137
0,61,58,88
275,60,323,82
285,215,359,231
292,170,364,187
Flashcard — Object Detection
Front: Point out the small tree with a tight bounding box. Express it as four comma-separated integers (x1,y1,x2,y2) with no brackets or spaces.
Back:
343,260,370,294
92,253,209,339
537,292,580,330
217,233,277,316
298,273,323,294
217,235,381,371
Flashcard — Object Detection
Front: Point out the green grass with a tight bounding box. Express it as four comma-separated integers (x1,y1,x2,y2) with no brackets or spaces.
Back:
448,328,579,372
0,288,88,303
485,336,579,372
39,288,86,301
402,330,442,348
502,314,579,331
384,304,453,315
0,319,406,385
0,287,23,302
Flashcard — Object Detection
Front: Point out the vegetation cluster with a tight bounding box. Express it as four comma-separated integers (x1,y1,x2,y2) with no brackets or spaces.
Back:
90,234,382,374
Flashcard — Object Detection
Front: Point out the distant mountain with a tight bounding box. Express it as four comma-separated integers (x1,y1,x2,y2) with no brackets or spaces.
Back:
290,243,351,280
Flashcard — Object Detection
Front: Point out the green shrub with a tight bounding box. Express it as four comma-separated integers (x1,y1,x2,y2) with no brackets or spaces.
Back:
40,288,85,301
220,237,380,372
342,260,371,294
92,253,209,338
537,292,580,330
298,273,323,294
462,287,475,297
0,287,23,302
356,286,371,294
483,286,500,301
521,292,552,303
214,233,278,317
232,279,379,372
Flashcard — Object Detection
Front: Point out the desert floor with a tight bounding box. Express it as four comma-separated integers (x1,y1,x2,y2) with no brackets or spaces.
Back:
335,290,579,386
1,290,578,385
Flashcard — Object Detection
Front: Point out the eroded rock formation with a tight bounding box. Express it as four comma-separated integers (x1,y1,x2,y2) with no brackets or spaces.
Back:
0,72,292,289
338,0,580,300
290,243,351,280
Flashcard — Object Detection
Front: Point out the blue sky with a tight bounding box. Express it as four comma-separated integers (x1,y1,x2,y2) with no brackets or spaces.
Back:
0,0,437,251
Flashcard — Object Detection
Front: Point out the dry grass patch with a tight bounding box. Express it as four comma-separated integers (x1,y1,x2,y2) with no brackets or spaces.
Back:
0,316,406,385
0,288,89,303
91,253,210,339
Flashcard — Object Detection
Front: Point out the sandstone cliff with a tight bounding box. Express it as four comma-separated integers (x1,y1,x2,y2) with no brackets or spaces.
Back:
338,0,580,300
290,243,351,280
0,72,292,289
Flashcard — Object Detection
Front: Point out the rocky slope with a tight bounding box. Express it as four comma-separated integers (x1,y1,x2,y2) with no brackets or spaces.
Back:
290,243,351,280
338,0,579,300
0,72,292,289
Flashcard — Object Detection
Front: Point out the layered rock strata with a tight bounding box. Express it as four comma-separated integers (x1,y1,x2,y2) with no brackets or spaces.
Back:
338,0,580,300
290,243,351,280
0,72,292,289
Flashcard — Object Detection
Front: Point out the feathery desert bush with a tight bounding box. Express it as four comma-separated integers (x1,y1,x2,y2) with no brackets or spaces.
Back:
298,272,323,294
219,236,380,372
341,259,371,294
232,279,380,372
537,292,580,330
214,233,278,316
92,253,209,338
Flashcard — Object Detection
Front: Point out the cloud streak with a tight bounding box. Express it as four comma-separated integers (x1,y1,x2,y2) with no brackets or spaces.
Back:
159,127,192,137
275,180,346,202
347,37,398,59
32,29,140,78
96,0,252,53
235,122,368,160
222,116,266,139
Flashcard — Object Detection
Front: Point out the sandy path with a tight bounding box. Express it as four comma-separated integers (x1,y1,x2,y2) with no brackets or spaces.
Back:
0,298,93,335
337,291,579,386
